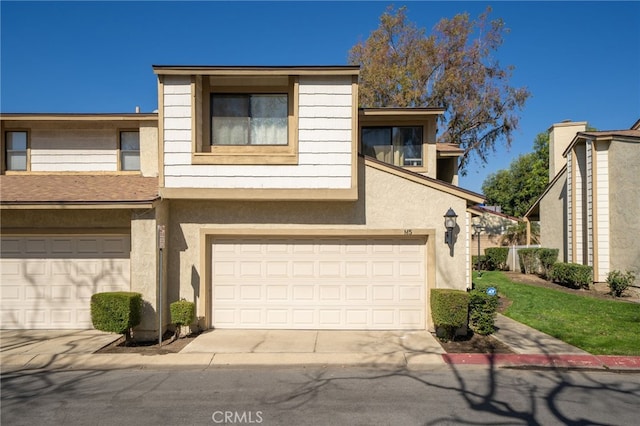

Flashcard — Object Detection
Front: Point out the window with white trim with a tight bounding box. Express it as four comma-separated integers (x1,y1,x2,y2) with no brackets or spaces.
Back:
5,131,28,171
120,131,140,171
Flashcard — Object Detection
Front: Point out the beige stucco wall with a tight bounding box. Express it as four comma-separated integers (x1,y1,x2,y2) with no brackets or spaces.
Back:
140,123,158,177
129,201,170,339
549,121,586,180
608,139,640,284
539,169,567,262
165,160,470,328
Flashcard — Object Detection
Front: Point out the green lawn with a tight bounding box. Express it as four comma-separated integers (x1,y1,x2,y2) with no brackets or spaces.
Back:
475,271,640,356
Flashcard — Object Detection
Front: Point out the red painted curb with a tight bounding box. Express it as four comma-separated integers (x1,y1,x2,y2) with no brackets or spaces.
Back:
440,353,633,368
596,356,640,369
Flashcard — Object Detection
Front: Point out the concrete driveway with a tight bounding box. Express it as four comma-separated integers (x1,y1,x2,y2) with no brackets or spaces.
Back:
0,328,446,370
0,329,120,356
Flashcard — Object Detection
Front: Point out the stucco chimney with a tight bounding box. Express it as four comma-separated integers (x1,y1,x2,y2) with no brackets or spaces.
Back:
548,120,587,180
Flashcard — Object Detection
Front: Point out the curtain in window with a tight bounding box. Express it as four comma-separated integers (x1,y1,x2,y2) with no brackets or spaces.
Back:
212,96,250,145
250,95,287,145
212,94,287,145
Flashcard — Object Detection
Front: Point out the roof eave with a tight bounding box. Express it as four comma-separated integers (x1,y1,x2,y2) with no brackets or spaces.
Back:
0,113,158,121
0,199,160,210
152,65,360,76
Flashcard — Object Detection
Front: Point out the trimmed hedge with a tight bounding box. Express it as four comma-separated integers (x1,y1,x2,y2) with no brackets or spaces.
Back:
91,292,142,340
468,282,499,335
170,299,195,326
518,248,539,274
517,248,559,277
550,263,593,289
537,248,559,279
430,289,469,341
485,247,509,271
472,255,489,271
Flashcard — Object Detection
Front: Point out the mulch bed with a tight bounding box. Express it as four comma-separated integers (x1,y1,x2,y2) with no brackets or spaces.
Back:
503,271,640,303
96,331,200,355
436,332,514,354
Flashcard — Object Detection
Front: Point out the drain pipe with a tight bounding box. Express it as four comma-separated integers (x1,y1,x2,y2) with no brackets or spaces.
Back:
158,225,166,346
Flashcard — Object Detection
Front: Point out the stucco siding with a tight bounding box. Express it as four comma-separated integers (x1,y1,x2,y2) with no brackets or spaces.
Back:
161,74,354,190
540,169,567,262
608,140,640,284
165,161,470,320
140,123,158,177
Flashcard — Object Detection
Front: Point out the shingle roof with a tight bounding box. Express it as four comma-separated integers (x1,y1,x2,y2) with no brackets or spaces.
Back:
436,143,464,154
579,129,640,139
0,175,159,206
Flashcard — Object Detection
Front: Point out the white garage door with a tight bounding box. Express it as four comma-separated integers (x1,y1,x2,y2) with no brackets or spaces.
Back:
212,236,427,330
0,235,130,329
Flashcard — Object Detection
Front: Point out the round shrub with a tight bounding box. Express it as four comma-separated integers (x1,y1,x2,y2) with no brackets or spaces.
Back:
607,270,636,297
170,299,195,327
91,292,142,339
468,288,499,335
430,289,469,341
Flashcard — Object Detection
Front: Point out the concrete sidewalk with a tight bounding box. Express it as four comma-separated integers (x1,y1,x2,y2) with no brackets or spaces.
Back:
2,316,639,372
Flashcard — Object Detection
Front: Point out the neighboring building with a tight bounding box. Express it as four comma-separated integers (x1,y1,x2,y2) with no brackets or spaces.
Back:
525,119,640,284
469,205,520,255
1,65,484,336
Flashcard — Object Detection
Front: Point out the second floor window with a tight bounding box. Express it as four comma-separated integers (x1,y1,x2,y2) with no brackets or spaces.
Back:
5,131,28,171
362,126,423,167
211,94,288,146
120,131,140,171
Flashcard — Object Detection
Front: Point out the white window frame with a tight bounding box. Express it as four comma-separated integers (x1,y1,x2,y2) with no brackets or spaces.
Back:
119,130,140,171
4,130,29,172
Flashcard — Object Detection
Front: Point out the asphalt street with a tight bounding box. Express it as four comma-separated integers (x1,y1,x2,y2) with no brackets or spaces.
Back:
2,366,640,425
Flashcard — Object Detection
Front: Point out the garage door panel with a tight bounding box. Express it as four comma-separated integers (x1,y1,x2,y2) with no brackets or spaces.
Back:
211,237,427,330
0,235,130,329
25,309,47,326
25,238,47,255
2,285,21,301
0,238,22,255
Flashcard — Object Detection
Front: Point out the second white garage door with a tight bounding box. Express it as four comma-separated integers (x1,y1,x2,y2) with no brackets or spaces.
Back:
211,236,427,330
0,235,131,329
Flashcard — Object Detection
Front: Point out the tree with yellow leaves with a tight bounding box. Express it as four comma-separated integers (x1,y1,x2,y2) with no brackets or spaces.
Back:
349,6,530,173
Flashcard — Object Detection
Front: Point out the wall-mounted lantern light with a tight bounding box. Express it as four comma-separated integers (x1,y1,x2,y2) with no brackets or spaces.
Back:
444,207,458,246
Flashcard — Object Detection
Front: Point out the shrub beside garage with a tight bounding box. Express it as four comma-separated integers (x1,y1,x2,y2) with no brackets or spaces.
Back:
91,292,143,342
430,289,469,341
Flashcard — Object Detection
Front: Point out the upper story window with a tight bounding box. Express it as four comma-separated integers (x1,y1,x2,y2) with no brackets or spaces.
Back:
188,74,299,165
362,126,423,167
5,131,28,171
211,94,288,146
120,131,140,171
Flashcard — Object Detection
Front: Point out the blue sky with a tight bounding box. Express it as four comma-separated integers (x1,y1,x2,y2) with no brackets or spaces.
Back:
1,1,639,194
